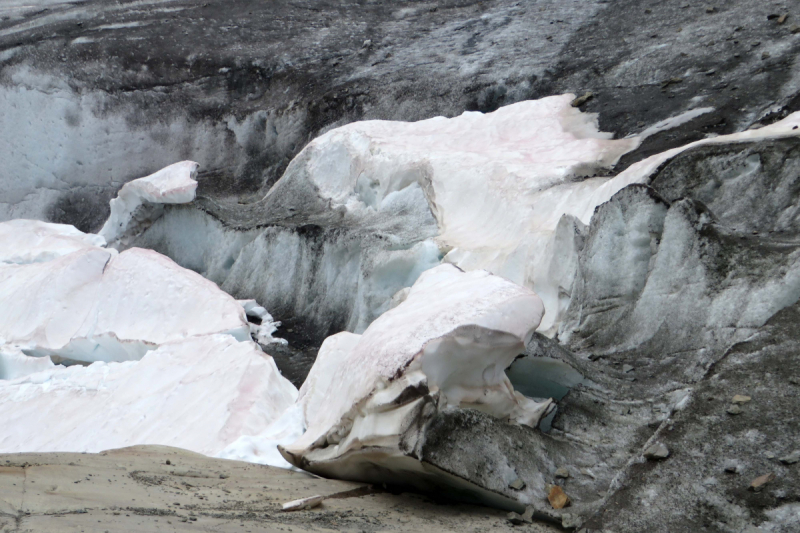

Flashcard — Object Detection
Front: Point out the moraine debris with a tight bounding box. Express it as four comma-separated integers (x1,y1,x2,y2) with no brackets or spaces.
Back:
749,473,775,492
547,484,571,509
281,494,324,511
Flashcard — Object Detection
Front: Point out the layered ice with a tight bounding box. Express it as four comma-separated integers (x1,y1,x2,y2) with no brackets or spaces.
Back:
274,264,553,477
100,160,198,247
0,223,248,363
0,334,297,456
268,99,800,333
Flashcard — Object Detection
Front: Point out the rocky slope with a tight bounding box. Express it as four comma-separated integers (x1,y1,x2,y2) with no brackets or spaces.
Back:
2,0,799,230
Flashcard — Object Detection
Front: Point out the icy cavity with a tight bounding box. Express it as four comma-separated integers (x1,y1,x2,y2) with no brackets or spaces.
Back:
100,160,198,247
0,242,248,363
0,334,297,456
0,219,106,264
269,264,552,474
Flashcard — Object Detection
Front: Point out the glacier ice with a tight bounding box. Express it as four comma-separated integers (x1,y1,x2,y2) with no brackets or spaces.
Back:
0,245,249,363
0,215,298,458
100,160,199,248
0,334,297,456
275,264,553,478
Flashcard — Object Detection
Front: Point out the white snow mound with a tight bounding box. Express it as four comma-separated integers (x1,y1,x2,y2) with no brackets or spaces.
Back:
0,334,297,456
0,245,249,363
0,219,107,265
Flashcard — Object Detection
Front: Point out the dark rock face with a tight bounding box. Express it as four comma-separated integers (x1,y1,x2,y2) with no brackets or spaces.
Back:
589,302,800,532
2,0,800,230
515,137,800,531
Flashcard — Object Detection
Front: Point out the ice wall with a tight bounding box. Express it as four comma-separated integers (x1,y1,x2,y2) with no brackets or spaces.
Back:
100,160,199,247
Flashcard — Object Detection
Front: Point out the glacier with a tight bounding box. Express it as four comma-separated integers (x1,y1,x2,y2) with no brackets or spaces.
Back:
0,211,297,457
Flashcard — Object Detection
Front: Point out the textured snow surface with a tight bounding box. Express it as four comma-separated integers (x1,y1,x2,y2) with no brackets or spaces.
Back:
0,219,106,264
100,160,198,247
279,264,552,467
0,245,248,363
0,334,297,456
280,102,800,332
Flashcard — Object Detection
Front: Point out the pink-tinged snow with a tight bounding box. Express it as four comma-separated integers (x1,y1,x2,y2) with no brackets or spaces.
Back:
100,160,198,245
278,99,800,333
280,264,551,464
0,334,297,456
0,246,249,363
0,219,107,265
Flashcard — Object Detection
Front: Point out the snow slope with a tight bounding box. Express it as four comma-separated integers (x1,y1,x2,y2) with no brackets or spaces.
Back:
0,334,297,456
0,246,249,363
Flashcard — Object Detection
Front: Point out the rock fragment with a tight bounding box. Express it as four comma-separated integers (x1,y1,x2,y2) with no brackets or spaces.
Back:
749,473,775,492
281,495,324,511
622,364,634,373
731,395,751,404
570,91,593,107
726,404,743,415
506,507,534,525
779,451,799,465
643,443,670,460
723,460,740,474
555,467,570,479
547,484,571,509
509,478,526,490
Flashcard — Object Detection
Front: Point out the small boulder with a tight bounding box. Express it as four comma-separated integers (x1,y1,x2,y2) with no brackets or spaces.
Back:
749,473,775,492
726,404,743,415
779,451,799,465
547,484,571,509
555,467,570,479
731,395,751,404
508,478,526,490
644,443,670,460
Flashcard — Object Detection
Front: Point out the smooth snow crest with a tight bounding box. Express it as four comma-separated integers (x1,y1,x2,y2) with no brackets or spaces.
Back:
0,219,107,265
0,221,249,363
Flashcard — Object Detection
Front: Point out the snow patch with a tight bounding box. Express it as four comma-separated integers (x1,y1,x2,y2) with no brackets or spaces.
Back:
0,334,297,456
0,242,248,364
0,219,107,264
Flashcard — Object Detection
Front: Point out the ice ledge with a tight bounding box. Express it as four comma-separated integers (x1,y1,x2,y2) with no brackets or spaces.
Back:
100,160,199,247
